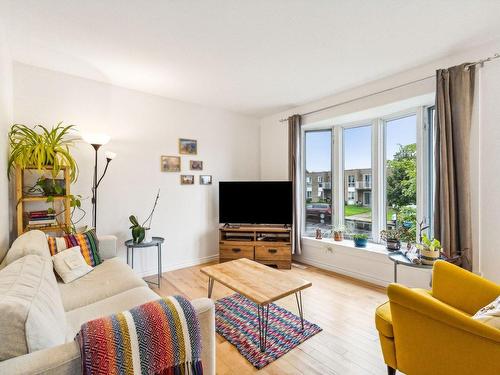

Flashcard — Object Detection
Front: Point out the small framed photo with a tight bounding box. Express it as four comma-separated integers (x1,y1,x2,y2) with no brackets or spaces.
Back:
180,175,195,185
200,175,212,185
161,156,181,172
179,138,197,155
190,160,203,170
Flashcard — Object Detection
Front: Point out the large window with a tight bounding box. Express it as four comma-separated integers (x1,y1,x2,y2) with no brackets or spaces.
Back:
304,130,332,236
303,106,433,243
343,125,372,236
385,114,417,236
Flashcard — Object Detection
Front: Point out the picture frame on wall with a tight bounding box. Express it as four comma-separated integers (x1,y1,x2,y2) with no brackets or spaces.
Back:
161,155,181,172
180,175,195,185
190,160,203,170
179,138,197,155
200,175,212,185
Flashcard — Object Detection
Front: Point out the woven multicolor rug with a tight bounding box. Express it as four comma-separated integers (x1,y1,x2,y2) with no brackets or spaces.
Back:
215,293,322,369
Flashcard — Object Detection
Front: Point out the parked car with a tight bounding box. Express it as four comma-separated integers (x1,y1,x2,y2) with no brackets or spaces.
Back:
306,203,332,222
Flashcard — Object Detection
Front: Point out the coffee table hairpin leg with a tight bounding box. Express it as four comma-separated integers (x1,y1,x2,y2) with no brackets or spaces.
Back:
295,290,304,330
257,304,270,352
207,277,214,298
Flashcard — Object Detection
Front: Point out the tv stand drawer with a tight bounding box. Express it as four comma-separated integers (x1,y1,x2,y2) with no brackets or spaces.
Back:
220,245,254,260
255,245,291,261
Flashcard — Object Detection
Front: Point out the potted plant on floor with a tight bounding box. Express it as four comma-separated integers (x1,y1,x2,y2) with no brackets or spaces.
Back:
416,234,442,265
379,228,402,251
352,233,368,248
332,225,345,241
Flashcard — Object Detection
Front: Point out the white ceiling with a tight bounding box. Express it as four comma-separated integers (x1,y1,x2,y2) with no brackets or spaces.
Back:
7,0,500,117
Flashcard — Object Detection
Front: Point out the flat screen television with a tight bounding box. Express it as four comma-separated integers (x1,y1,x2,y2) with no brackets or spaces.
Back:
219,181,293,225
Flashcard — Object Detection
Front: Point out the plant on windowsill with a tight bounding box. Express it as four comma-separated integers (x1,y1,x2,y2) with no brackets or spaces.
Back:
379,227,403,251
332,225,345,241
352,233,368,248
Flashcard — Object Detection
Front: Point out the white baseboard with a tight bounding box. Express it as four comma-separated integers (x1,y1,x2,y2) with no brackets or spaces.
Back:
136,254,219,278
294,256,391,287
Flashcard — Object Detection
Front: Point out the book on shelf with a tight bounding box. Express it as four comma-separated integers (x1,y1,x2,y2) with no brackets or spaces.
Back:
28,219,56,225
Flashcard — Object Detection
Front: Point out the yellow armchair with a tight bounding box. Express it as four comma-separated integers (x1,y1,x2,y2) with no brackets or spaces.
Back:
375,260,500,375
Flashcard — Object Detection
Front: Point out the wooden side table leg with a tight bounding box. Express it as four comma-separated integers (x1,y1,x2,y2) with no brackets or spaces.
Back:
207,277,214,298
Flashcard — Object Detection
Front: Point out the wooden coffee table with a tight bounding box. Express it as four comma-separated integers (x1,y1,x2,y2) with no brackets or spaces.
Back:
200,258,312,352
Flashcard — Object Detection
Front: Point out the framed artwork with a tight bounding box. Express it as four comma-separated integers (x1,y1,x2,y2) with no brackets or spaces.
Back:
161,156,181,172
180,175,195,185
200,175,212,185
179,138,197,155
190,160,203,170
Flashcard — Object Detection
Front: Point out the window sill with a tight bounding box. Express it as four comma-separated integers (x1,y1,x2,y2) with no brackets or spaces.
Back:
301,236,389,256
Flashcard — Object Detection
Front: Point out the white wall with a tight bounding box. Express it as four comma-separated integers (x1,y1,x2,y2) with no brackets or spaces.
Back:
13,63,260,276
260,40,500,286
0,3,13,262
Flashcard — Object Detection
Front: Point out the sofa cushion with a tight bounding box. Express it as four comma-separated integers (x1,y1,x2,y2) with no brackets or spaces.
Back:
58,257,147,311
65,286,159,340
473,295,500,329
0,255,67,360
52,246,94,283
48,229,101,267
0,230,52,268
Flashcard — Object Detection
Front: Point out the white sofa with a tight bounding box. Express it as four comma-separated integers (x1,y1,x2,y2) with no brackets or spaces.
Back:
0,230,215,375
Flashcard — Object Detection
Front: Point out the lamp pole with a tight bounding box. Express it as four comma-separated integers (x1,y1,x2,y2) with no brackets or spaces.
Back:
91,144,101,229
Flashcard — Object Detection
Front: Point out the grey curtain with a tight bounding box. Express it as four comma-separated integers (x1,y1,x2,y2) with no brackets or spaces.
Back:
434,63,475,270
288,114,302,255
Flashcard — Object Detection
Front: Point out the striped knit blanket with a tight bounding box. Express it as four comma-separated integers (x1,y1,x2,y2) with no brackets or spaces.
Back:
77,296,203,375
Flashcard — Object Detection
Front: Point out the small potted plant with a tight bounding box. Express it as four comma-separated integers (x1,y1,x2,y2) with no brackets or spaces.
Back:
416,234,442,265
129,189,160,243
352,233,368,248
332,225,345,241
379,228,402,251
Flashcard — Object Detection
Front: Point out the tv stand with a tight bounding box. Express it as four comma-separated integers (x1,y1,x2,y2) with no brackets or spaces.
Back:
219,225,292,269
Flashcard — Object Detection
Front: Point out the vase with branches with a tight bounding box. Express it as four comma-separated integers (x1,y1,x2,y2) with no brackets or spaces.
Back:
129,189,160,243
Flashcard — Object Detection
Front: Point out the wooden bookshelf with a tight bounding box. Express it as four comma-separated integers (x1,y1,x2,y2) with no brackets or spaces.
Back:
16,166,71,236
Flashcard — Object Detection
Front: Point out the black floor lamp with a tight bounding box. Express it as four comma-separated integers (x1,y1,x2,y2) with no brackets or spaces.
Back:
83,134,116,230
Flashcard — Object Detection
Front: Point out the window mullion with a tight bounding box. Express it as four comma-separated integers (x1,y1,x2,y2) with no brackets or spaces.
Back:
416,106,426,239
372,118,384,242
333,126,343,228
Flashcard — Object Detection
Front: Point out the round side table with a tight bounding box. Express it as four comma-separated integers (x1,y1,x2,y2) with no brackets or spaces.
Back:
388,250,433,284
125,237,164,288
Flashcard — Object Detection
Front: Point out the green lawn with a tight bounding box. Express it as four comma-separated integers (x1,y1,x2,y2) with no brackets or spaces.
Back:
344,205,396,221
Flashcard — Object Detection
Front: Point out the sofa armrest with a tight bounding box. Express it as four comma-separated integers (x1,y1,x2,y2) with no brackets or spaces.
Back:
98,235,117,260
0,341,81,375
191,298,216,375
432,260,500,315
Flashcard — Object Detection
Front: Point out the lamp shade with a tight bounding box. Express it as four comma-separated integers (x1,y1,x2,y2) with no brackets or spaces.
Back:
105,151,117,160
82,133,110,146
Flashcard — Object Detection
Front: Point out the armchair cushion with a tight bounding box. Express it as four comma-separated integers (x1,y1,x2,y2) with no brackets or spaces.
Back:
473,295,500,329
375,301,393,337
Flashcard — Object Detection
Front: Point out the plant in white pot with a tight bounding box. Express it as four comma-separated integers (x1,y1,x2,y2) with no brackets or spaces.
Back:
416,234,442,265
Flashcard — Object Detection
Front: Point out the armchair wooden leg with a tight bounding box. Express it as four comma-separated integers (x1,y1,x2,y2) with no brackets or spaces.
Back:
387,366,396,375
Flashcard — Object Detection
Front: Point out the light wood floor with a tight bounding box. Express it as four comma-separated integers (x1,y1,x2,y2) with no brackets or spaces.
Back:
146,262,389,375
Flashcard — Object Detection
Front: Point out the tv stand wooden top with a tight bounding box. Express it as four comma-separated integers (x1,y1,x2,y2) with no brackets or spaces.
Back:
220,224,291,233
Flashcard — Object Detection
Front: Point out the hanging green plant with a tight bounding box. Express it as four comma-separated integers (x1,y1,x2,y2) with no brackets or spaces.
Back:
8,122,79,182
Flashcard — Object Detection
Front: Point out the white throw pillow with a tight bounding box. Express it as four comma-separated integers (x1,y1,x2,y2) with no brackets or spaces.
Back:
52,246,93,283
472,295,500,329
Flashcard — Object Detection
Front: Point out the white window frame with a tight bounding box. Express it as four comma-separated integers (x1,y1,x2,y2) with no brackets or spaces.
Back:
301,105,433,243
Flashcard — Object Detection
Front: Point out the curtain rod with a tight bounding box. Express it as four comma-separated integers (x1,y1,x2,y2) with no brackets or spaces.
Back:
279,52,500,123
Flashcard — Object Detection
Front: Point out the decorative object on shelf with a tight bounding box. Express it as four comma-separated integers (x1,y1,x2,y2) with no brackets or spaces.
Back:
181,175,195,185
380,228,403,251
8,122,79,182
416,234,442,265
332,225,345,241
200,175,212,185
161,155,181,172
129,189,160,244
315,228,322,240
190,160,203,170
353,233,368,248
179,138,197,155
82,133,116,230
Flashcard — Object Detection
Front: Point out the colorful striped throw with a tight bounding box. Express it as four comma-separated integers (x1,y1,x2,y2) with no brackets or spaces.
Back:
77,296,203,375
47,229,101,267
